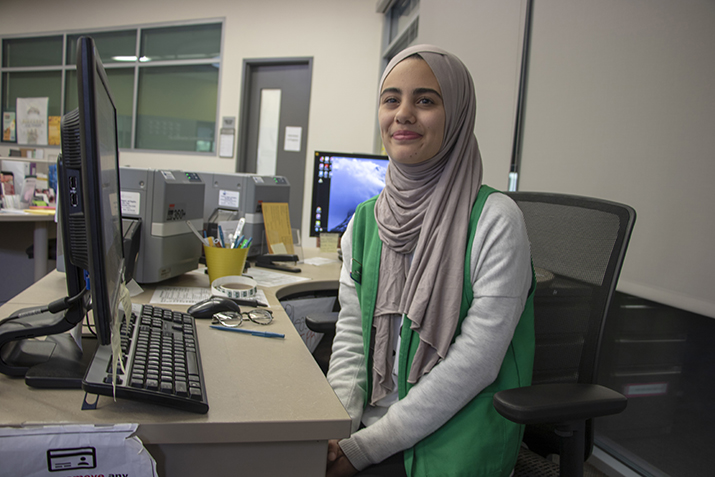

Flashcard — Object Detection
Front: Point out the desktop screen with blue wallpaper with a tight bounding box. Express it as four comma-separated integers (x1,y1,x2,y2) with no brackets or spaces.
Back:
309,151,388,237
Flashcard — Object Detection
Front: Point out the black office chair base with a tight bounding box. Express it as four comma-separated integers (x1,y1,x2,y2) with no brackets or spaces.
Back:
514,447,560,477
513,445,610,477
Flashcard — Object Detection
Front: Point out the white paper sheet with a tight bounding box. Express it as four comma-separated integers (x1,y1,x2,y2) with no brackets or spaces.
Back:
0,423,157,476
150,286,269,307
244,267,310,288
284,126,302,152
150,286,212,305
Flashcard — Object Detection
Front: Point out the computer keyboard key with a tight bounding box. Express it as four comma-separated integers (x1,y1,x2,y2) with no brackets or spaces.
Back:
104,375,123,385
175,381,188,397
187,351,198,376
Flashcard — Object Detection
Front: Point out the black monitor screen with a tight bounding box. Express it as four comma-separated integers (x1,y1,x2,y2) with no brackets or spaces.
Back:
68,36,124,346
94,72,123,316
309,151,388,237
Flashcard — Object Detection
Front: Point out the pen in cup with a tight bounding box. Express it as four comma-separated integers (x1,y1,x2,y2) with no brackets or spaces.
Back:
231,218,246,248
232,235,244,250
218,225,226,248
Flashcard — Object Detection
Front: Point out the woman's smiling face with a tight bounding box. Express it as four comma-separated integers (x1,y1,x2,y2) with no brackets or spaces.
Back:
379,57,446,165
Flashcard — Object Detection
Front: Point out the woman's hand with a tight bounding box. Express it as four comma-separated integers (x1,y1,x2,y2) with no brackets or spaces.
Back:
326,439,358,477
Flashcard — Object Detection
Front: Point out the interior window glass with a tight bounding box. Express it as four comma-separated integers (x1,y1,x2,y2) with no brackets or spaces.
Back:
66,67,135,149
2,71,62,117
2,36,62,67
135,64,218,152
2,22,221,151
140,24,221,62
388,0,419,44
67,30,137,65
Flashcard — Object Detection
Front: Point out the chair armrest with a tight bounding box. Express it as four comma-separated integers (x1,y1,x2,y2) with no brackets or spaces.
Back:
305,312,338,334
493,383,627,425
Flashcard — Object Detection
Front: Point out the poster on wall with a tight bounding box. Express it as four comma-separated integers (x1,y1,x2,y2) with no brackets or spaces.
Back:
3,112,15,142
16,97,49,145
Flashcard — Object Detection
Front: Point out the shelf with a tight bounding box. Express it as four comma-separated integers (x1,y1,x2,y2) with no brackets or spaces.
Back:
0,155,56,164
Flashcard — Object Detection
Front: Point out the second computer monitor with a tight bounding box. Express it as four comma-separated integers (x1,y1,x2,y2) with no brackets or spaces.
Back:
309,151,388,237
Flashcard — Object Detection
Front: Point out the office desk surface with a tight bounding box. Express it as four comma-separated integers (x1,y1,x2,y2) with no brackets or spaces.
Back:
0,250,350,476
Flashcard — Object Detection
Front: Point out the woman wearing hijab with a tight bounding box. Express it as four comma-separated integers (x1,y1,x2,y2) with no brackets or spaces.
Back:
326,45,535,477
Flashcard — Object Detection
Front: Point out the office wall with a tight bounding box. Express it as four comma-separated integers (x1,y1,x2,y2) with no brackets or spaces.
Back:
418,0,527,190
418,0,715,319
0,0,383,245
418,0,715,317
516,0,715,319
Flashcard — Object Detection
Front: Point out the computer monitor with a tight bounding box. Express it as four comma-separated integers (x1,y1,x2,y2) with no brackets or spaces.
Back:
0,37,118,382
56,152,91,331
60,36,124,346
0,150,91,383
309,151,389,237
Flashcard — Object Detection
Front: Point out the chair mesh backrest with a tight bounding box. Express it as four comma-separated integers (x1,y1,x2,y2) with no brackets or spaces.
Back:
520,202,621,287
507,193,635,386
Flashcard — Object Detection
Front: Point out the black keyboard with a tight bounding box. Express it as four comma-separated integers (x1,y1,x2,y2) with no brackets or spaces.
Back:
82,304,209,414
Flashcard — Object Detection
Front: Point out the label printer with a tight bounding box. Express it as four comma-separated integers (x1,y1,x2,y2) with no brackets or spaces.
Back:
195,171,290,256
120,168,205,283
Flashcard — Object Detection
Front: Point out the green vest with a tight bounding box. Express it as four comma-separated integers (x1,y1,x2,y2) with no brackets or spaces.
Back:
350,185,535,477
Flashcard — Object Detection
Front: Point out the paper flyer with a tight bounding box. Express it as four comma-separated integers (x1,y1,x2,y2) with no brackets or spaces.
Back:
3,111,15,142
16,97,49,145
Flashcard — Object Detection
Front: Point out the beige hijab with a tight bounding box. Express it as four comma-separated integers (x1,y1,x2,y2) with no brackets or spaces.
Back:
371,45,483,404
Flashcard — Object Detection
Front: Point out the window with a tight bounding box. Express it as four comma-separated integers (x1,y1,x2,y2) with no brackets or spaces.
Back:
1,21,222,153
381,0,420,64
375,0,420,152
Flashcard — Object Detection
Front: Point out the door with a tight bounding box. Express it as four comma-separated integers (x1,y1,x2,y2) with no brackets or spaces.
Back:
238,59,313,234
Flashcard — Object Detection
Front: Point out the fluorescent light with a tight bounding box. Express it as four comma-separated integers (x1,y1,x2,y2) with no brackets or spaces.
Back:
111,56,151,62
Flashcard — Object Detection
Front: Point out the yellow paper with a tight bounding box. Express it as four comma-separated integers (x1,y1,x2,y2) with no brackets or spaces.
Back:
261,202,294,255
48,116,61,145
25,208,56,215
320,233,339,253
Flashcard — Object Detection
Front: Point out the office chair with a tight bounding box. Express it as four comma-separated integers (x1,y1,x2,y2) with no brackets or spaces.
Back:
306,191,636,476
305,312,339,374
493,191,636,477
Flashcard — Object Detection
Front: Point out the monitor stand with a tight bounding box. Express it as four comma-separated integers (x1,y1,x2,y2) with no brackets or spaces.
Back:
23,334,97,388
0,307,92,389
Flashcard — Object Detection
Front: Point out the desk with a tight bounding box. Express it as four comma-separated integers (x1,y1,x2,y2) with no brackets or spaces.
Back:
0,250,351,476
0,211,55,281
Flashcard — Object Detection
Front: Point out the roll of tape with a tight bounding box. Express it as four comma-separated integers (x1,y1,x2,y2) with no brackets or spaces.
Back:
211,276,258,300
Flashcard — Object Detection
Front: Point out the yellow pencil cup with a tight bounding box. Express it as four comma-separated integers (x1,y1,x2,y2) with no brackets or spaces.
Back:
203,245,249,284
